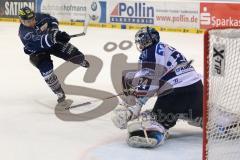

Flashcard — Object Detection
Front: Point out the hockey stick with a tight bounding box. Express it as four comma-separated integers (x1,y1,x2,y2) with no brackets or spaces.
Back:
69,16,89,38
70,32,86,38
65,92,125,110
65,60,193,110
69,2,90,38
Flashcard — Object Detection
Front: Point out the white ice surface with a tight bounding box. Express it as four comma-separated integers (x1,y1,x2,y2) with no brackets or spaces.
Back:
0,22,203,160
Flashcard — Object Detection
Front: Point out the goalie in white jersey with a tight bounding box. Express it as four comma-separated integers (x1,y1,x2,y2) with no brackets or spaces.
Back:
112,27,203,148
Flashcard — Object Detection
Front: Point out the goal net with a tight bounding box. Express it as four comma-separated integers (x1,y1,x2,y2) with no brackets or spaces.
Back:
203,28,240,160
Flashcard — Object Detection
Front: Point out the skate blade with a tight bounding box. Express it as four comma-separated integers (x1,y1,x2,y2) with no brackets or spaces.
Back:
56,99,73,111
80,60,90,68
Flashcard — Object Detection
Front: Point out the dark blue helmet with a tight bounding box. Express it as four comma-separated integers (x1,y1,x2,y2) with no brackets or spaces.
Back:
18,6,35,20
135,26,160,51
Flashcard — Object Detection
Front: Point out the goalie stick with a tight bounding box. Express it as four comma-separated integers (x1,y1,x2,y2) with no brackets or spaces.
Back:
65,60,193,110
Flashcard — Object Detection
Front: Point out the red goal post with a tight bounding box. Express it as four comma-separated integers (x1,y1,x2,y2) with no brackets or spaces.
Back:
203,27,240,160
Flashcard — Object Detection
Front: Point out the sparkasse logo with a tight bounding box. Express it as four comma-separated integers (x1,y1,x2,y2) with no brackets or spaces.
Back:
200,6,211,25
200,3,240,29
110,2,154,24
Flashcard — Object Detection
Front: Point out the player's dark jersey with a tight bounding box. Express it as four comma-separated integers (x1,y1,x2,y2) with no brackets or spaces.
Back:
18,13,59,54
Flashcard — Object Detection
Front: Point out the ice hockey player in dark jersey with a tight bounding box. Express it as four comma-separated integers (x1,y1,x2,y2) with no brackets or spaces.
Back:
18,7,89,104
112,27,203,148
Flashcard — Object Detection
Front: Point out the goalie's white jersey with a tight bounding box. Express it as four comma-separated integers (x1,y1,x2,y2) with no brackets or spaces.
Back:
135,42,201,91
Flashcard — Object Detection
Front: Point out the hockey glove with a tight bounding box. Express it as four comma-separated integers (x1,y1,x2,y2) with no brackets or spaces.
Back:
24,48,33,55
55,31,71,43
111,103,142,129
47,27,59,32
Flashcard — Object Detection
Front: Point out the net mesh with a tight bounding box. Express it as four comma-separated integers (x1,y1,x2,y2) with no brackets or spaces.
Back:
205,28,240,160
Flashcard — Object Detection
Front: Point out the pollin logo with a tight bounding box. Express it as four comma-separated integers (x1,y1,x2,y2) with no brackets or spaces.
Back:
200,6,211,25
110,2,154,24
88,0,106,23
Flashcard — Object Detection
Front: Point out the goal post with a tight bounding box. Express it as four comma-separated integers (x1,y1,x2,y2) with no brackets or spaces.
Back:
203,28,240,160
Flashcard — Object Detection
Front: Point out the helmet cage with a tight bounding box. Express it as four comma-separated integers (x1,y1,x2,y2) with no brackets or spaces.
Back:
135,27,159,51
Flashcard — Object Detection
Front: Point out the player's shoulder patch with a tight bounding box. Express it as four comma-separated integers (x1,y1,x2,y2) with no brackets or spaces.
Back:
155,42,165,56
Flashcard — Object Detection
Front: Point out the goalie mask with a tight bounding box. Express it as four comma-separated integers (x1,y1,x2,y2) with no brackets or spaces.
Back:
135,26,160,51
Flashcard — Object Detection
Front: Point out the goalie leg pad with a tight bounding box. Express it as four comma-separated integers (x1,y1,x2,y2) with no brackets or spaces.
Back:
127,116,167,148
127,130,164,148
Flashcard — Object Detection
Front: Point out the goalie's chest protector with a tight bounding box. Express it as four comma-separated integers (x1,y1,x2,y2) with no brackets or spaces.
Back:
139,42,201,88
